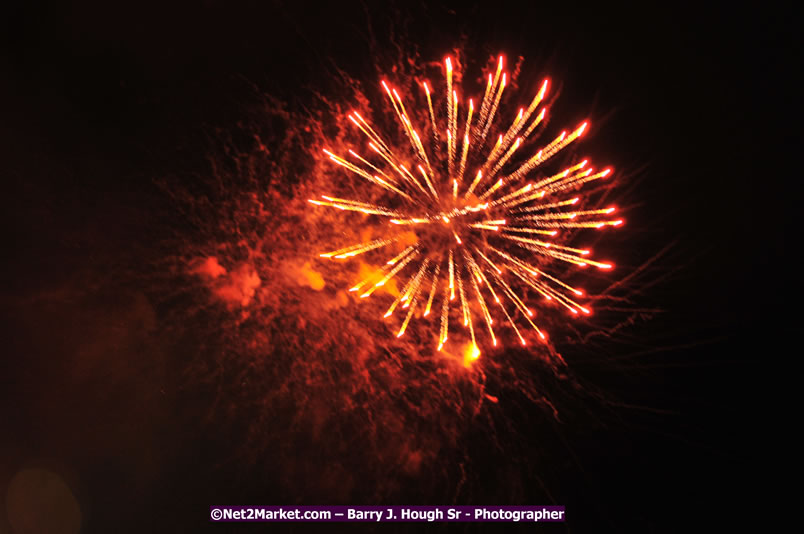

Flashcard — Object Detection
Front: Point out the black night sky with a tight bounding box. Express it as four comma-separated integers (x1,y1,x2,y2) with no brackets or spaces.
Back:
1,2,794,533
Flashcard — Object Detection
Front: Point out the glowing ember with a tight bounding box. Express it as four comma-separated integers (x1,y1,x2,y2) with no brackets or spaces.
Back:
311,55,622,356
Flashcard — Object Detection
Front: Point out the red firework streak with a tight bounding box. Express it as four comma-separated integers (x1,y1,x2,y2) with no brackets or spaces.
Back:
309,55,623,361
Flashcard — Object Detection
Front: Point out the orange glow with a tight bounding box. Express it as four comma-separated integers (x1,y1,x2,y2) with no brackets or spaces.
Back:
462,343,481,367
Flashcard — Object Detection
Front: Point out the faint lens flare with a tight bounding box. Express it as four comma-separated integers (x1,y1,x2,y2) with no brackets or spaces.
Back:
310,54,623,359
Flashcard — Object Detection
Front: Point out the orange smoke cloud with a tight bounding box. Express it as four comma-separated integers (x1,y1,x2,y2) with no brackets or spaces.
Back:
191,257,261,307
291,261,326,291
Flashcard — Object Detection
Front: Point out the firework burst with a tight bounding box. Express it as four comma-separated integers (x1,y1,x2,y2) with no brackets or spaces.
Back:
310,55,623,359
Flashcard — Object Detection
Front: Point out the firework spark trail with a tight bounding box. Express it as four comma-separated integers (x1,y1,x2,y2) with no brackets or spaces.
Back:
438,275,450,350
456,99,474,190
446,59,456,180
465,250,496,347
477,56,504,141
319,237,396,259
423,82,439,145
478,72,507,149
311,54,623,359
423,262,441,316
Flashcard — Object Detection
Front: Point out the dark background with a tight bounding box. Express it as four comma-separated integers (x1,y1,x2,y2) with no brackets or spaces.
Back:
1,1,794,532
